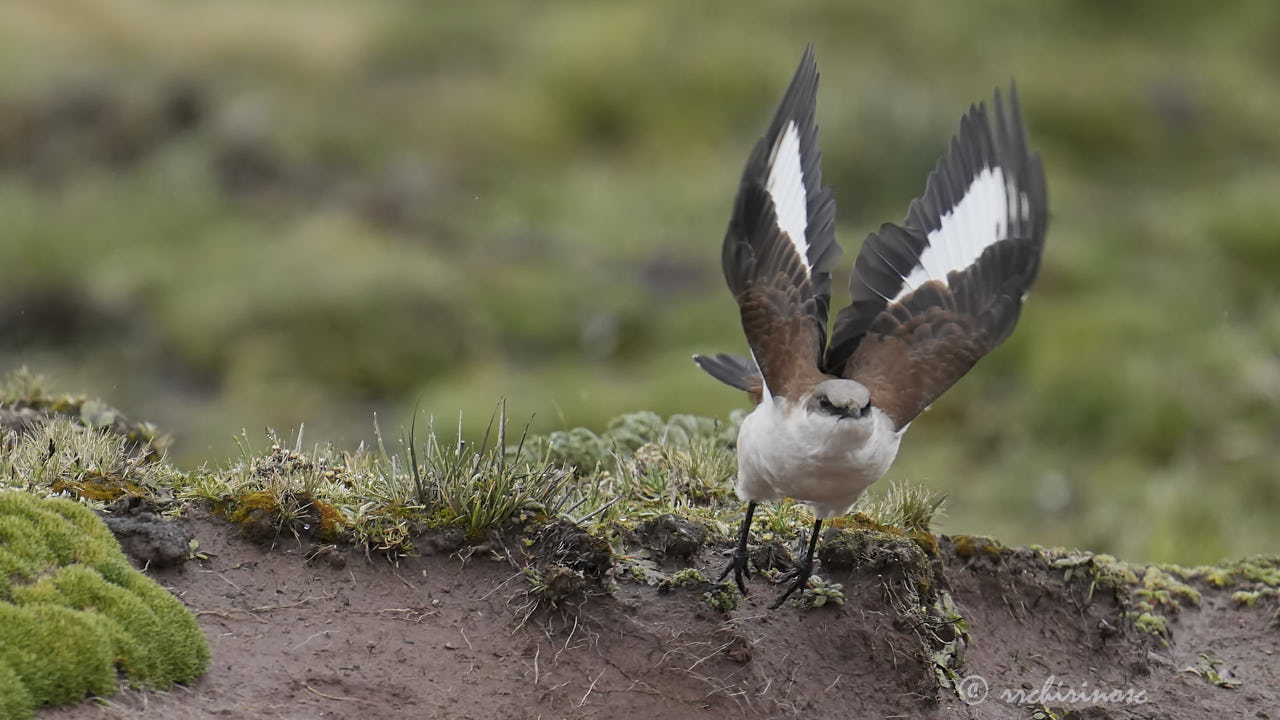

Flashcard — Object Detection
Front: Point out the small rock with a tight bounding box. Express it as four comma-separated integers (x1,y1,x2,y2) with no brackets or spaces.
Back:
636,514,707,561
421,529,467,555
750,539,793,572
305,544,346,569
99,509,193,568
724,635,753,664
530,520,612,578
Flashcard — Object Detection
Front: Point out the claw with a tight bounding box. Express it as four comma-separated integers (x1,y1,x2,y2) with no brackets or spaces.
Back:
718,546,752,596
769,517,823,609
769,560,813,609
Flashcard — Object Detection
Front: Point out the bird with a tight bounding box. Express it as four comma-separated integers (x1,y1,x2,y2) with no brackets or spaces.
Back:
693,46,1048,608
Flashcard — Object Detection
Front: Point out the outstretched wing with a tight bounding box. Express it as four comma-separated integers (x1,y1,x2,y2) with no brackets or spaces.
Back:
824,84,1047,428
718,45,841,401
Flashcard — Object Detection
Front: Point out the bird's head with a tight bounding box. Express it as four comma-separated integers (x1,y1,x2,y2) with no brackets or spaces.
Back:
806,378,871,421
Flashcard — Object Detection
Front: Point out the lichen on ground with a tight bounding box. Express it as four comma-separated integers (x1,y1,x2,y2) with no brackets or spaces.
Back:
0,491,209,719
1035,547,1280,644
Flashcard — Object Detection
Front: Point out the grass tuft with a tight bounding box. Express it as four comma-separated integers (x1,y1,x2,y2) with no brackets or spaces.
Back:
413,403,572,537
184,404,581,551
1,413,182,505
863,481,947,533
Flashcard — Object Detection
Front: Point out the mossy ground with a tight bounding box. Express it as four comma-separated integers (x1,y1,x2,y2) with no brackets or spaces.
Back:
965,542,1280,647
4,370,1278,712
0,491,209,719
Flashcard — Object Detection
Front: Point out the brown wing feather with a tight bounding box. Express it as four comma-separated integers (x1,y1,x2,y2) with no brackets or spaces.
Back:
833,83,1046,429
843,282,988,426
846,230,1036,427
738,273,829,400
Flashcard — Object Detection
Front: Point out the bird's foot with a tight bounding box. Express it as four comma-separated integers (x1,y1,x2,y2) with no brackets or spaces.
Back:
769,558,813,609
717,545,752,596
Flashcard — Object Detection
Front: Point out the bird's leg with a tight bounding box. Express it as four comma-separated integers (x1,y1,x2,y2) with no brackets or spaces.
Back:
770,518,823,609
717,501,757,596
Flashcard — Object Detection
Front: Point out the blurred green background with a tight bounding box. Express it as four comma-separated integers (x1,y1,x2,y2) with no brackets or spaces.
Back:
1,1,1277,564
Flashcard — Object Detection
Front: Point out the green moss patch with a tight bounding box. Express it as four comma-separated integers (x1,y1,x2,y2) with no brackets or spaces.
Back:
952,534,1011,562
0,491,209,719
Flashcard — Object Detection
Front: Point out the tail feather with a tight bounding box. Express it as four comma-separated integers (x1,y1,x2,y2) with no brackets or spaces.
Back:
693,353,760,393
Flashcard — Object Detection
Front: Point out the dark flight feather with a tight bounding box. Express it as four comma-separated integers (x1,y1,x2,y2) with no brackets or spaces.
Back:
716,45,840,400
826,84,1047,427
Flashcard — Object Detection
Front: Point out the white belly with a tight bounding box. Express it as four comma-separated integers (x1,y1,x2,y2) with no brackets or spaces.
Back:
735,398,904,518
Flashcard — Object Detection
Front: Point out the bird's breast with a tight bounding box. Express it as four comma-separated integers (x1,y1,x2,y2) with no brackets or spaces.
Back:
735,398,903,517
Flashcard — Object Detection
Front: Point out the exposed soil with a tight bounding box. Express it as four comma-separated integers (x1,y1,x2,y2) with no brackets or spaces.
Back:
38,511,1279,720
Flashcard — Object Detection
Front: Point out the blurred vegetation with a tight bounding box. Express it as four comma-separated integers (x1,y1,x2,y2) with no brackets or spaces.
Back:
0,1,1277,564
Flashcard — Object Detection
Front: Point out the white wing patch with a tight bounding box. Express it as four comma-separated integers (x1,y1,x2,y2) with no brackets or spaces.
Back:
764,121,810,276
894,166,1031,302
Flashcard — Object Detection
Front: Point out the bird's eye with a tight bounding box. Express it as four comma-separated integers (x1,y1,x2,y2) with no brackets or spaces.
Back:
818,397,839,415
